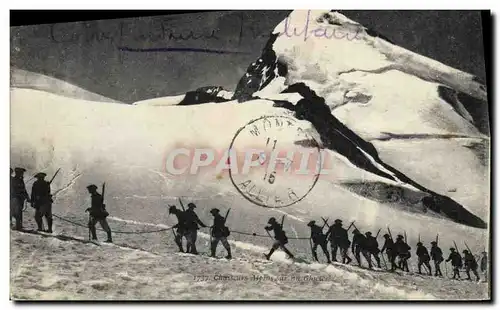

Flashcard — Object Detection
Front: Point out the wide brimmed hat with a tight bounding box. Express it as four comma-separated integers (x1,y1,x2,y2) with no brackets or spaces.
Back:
86,184,98,190
34,172,47,178
210,208,220,214
307,220,315,227
14,167,26,173
187,203,196,209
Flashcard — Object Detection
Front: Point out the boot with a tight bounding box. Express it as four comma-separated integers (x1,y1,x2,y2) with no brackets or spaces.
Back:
46,218,53,233
265,248,275,260
225,248,232,260
35,217,44,231
210,247,217,258
91,227,98,241
312,252,319,262
105,231,113,243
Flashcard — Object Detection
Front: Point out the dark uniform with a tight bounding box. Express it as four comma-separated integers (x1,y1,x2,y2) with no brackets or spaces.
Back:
381,234,397,271
31,173,53,233
169,205,187,252
11,167,30,230
351,229,372,269
480,251,488,280
446,248,462,279
183,203,207,255
210,208,232,259
85,184,112,242
264,217,294,260
416,242,432,275
463,250,480,281
307,220,331,263
394,235,411,272
430,241,443,276
326,219,352,264
365,232,381,268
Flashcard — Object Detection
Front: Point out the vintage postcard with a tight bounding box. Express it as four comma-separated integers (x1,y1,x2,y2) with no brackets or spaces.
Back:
10,10,490,300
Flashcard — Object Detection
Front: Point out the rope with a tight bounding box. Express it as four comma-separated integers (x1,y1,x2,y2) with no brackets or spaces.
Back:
51,214,311,238
52,214,172,234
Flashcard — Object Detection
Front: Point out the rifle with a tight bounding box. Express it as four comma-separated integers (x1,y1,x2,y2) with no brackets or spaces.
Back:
418,234,421,243
436,234,439,245
280,214,285,228
224,208,231,223
453,240,459,253
321,217,329,229
347,221,355,231
375,228,382,239
404,231,407,243
178,198,186,211
49,168,61,184
387,227,393,240
464,241,472,254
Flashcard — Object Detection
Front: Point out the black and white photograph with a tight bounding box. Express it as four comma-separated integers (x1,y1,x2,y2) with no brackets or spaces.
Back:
9,9,491,301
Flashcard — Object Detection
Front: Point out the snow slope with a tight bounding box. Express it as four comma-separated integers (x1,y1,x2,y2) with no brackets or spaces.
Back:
10,10,490,300
11,68,122,104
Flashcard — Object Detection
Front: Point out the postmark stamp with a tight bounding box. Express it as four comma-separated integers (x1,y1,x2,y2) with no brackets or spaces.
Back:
228,115,322,208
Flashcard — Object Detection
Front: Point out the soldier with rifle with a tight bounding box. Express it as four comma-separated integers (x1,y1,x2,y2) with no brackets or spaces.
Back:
11,167,30,231
209,208,232,259
416,241,432,275
264,216,294,260
446,247,462,279
307,220,331,263
351,229,372,269
30,169,60,233
85,184,112,243
430,241,444,276
325,219,352,264
182,201,207,255
394,234,411,272
381,232,397,271
480,251,488,281
365,231,381,268
169,205,187,252
462,243,480,282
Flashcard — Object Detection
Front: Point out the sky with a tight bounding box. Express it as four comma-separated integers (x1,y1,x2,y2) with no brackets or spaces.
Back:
10,10,487,104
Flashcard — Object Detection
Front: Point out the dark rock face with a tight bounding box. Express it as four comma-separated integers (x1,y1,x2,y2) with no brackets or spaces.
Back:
178,86,231,106
276,82,487,229
232,33,287,102
437,85,490,135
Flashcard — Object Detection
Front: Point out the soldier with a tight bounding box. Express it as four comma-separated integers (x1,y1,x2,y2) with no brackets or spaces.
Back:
480,251,488,281
446,248,462,279
351,229,372,269
209,208,232,259
10,167,30,231
307,220,331,263
462,250,480,281
381,234,397,271
416,242,432,275
264,217,294,260
31,172,54,233
365,232,381,268
169,205,187,252
326,219,352,264
430,241,444,276
85,184,112,243
183,203,207,255
394,235,411,272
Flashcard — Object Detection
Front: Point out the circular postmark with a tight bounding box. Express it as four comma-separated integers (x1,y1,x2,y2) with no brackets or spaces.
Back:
228,115,322,208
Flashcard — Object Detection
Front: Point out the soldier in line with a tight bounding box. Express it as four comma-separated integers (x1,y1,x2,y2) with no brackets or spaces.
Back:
430,241,444,277
209,208,232,259
480,251,488,281
10,167,30,231
365,232,381,268
351,229,372,269
381,234,397,271
85,184,112,243
416,242,432,275
307,220,331,263
394,235,411,272
326,219,352,264
446,248,462,279
31,172,53,233
264,217,294,260
183,203,207,255
169,205,187,252
462,250,480,282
